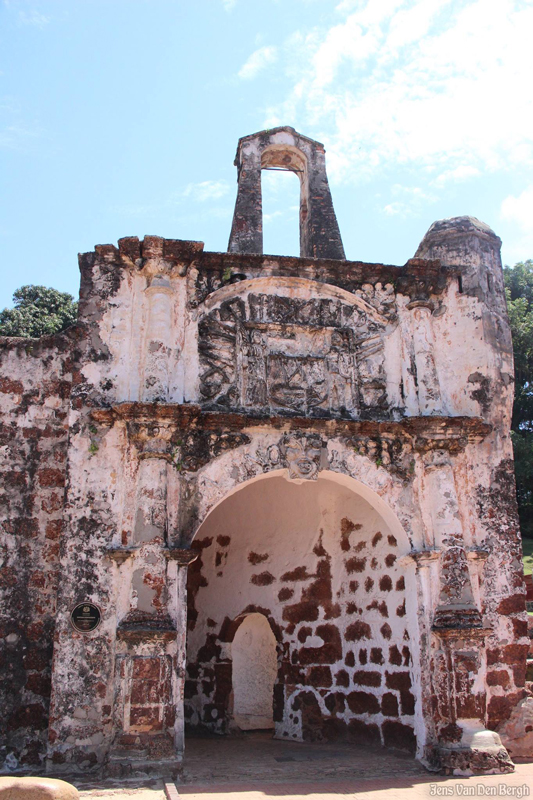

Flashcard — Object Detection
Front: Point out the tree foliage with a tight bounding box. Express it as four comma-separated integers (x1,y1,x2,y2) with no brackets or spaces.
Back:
0,285,78,338
504,260,533,538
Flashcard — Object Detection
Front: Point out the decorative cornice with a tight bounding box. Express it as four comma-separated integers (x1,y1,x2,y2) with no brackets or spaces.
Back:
162,548,199,566
116,627,177,643
105,547,138,565
91,403,491,450
399,549,440,566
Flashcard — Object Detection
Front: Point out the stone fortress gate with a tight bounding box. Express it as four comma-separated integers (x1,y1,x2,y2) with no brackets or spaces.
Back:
0,127,529,777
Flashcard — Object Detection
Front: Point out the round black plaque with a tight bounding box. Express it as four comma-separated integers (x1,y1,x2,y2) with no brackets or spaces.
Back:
70,603,101,633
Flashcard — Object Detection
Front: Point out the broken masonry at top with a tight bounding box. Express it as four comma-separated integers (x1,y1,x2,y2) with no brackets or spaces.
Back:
415,215,508,317
227,126,346,261
226,129,506,309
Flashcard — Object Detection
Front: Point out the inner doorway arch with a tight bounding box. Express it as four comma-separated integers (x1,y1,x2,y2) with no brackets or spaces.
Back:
232,613,278,730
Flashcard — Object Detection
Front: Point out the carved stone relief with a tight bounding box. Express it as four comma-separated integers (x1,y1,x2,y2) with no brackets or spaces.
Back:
199,294,387,417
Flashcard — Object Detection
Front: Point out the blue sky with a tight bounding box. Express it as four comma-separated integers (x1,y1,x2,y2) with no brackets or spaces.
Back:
1,0,532,309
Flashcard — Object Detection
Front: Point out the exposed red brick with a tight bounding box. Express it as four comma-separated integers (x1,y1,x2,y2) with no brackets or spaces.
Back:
370,647,384,665
400,690,415,715
298,624,342,665
502,643,529,665
129,706,162,731
281,566,313,582
346,691,380,715
132,657,161,680
278,587,293,602
511,618,528,638
25,673,51,697
324,691,346,715
396,576,405,591
217,535,231,547
497,594,526,615
307,666,332,687
345,557,366,574
372,532,383,547
248,551,268,565
385,671,412,691
381,623,392,640
45,519,63,540
37,468,65,488
283,600,319,624
487,669,510,688
8,703,47,731
346,620,371,641
23,650,49,671
381,692,399,716
0,377,24,394
298,626,312,643
131,680,165,705
353,670,381,687
389,645,402,666
29,571,46,588
340,518,360,552
379,575,392,591
335,669,349,687
251,571,275,586
385,554,397,567
512,661,527,688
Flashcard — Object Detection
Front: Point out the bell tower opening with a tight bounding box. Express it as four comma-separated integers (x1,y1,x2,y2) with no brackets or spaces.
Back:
227,126,345,260
261,167,301,257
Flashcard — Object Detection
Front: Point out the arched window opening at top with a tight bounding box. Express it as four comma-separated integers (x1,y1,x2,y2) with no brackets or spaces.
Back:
261,168,301,258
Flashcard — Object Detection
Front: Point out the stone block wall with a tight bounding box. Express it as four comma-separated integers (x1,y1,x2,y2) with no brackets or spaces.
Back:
0,334,72,771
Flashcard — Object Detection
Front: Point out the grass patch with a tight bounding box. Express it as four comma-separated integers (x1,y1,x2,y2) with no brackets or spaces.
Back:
523,536,533,576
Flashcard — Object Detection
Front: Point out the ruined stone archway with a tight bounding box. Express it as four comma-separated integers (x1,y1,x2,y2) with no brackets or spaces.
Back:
184,470,420,752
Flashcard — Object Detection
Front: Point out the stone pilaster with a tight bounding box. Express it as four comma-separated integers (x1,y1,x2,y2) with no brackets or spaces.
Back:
141,276,174,403
407,300,442,416
421,448,513,774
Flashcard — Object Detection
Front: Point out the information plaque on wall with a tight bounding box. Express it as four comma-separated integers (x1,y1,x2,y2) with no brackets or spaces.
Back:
70,603,101,633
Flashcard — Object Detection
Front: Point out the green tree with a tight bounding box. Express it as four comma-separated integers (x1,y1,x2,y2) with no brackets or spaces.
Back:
0,285,78,338
504,260,533,538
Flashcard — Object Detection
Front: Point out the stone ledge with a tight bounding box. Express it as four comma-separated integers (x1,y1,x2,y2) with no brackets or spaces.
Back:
92,403,491,447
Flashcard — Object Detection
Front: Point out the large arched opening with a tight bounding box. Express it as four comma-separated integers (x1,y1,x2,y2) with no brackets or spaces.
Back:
185,471,418,753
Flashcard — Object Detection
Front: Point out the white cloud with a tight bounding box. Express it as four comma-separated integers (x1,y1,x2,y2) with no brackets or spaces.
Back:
183,180,230,202
266,0,533,185
263,210,284,224
18,10,50,27
238,46,278,80
222,0,237,11
501,186,533,231
500,186,533,264
382,184,436,216
433,165,481,187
